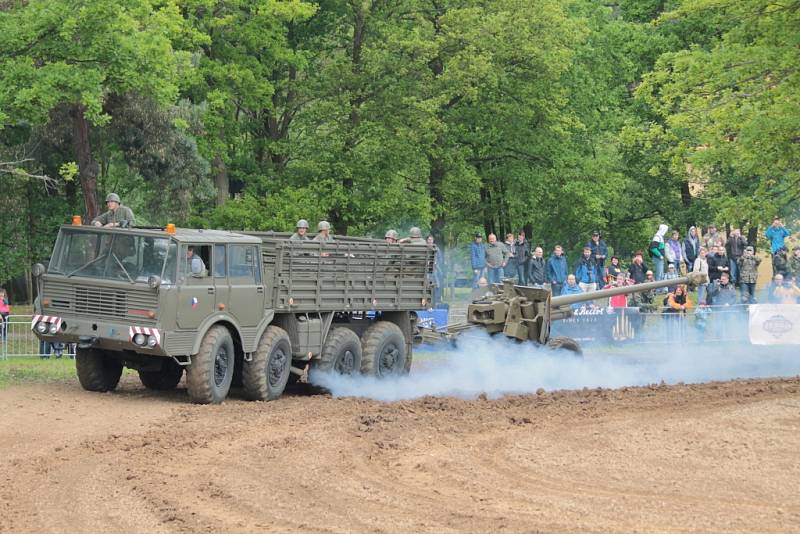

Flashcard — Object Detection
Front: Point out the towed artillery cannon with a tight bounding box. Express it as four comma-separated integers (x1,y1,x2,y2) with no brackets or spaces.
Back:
427,272,708,353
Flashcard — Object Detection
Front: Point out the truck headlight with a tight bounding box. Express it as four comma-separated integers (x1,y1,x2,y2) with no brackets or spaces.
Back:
147,336,157,347
133,333,146,346
48,323,58,334
36,321,48,334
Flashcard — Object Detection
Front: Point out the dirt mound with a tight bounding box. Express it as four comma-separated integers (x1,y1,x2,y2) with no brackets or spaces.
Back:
1,376,799,532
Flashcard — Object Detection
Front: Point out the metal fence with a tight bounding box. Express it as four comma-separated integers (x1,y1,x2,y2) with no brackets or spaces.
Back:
0,315,75,359
627,304,751,345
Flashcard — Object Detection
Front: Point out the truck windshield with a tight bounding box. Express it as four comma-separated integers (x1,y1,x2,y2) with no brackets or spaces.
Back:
49,229,175,284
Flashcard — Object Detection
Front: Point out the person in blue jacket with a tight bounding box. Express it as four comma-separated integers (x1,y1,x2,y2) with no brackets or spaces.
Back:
765,217,791,254
546,245,568,295
574,246,597,292
560,274,584,310
470,233,486,288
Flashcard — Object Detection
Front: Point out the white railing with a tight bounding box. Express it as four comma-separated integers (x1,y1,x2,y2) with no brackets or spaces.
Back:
0,315,75,359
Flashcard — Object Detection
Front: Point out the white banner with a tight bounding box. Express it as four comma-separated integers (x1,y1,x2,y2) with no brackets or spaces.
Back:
749,304,800,345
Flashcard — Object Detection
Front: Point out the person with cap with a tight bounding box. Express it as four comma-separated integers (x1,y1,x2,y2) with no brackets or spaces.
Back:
470,233,486,288
400,227,426,245
290,219,311,241
384,230,399,244
737,245,761,303
92,193,135,228
586,230,608,283
313,221,334,243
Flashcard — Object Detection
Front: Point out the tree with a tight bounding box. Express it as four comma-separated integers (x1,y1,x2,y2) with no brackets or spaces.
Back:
0,0,196,219
638,0,800,228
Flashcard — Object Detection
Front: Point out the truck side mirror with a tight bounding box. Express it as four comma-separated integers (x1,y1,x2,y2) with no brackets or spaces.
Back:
32,263,46,277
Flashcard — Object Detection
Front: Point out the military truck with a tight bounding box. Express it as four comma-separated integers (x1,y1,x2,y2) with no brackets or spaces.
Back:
32,223,433,404
433,272,708,353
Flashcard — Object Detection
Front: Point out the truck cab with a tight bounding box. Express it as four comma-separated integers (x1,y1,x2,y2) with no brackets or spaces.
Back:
34,225,268,396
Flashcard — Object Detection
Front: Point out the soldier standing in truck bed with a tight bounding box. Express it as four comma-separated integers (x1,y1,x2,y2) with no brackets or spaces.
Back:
92,193,135,227
290,219,311,241
313,221,334,242
400,227,426,244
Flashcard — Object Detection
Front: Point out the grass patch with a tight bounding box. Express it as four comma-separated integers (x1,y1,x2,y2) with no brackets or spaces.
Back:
0,356,76,389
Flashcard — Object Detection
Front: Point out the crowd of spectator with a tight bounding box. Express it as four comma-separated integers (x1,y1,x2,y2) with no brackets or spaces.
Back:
468,218,800,310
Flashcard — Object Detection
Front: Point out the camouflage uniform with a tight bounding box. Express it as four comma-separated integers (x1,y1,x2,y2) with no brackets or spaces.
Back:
789,253,800,280
313,233,334,243
92,205,135,227
406,237,426,245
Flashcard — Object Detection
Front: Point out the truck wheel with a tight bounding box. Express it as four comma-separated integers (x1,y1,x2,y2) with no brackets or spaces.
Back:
361,321,407,377
186,325,235,404
138,360,184,390
75,348,123,392
242,326,291,401
317,328,362,375
546,336,583,355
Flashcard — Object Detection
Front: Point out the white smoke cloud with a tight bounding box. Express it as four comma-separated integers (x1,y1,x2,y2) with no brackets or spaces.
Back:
310,331,800,401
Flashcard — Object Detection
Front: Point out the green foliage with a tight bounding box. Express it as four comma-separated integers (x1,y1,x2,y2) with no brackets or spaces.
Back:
639,0,800,226
2,0,797,295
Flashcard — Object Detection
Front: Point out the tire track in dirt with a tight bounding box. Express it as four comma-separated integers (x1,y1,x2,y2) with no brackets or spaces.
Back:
1,377,799,532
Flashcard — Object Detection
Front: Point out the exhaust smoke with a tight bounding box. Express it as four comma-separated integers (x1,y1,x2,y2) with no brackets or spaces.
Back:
310,331,800,402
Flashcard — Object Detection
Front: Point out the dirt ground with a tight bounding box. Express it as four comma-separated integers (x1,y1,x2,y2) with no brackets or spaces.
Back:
1,375,799,533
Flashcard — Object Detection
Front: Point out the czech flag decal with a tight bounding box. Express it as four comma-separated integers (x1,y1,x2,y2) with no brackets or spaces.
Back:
191,297,199,309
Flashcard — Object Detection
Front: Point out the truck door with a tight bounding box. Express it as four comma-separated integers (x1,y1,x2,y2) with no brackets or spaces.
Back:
228,244,265,327
212,244,230,310
176,244,214,329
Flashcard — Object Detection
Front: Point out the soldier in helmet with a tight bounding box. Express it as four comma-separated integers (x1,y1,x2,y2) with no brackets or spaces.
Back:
384,229,399,244
400,226,426,244
92,193,135,228
313,221,334,243
290,219,311,241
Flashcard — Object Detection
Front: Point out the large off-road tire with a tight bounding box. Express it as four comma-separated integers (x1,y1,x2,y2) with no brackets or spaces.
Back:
138,359,184,390
316,328,362,375
75,347,123,392
186,325,235,404
361,321,408,377
546,336,583,355
242,326,292,401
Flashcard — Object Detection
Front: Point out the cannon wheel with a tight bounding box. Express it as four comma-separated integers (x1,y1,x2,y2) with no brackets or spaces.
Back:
546,336,582,355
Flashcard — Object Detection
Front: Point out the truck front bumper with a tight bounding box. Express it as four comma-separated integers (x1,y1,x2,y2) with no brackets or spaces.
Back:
31,314,168,357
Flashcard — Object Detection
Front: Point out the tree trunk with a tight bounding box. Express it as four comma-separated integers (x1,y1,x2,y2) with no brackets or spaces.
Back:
71,104,100,221
213,155,229,206
747,225,759,253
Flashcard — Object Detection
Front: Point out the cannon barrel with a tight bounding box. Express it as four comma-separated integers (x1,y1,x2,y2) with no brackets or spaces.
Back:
550,271,708,308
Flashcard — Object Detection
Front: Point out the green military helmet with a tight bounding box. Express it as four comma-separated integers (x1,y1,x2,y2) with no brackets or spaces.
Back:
409,227,422,238
318,220,331,231
385,229,398,240
296,219,309,229
105,193,121,203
